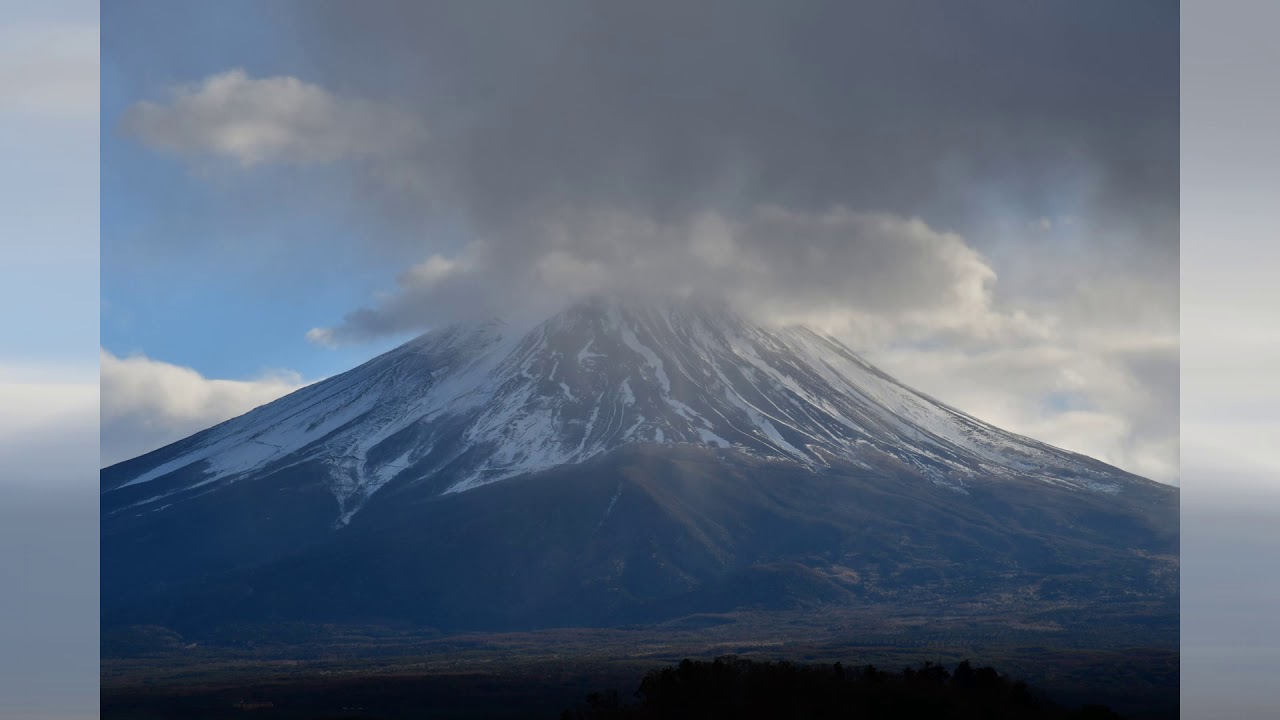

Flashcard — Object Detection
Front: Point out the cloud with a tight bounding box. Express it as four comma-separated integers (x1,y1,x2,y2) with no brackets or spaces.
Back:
310,207,1038,344
122,69,426,167
100,349,310,466
870,334,1180,483
279,0,1175,243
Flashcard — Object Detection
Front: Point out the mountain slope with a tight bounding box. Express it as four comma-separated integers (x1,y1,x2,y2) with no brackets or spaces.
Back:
103,296,1154,520
101,296,1177,635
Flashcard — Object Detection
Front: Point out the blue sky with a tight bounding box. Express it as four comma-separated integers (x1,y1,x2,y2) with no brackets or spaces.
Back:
101,1,414,381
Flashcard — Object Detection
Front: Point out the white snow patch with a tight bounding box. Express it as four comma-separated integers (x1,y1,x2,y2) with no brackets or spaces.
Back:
577,339,605,364
695,428,730,448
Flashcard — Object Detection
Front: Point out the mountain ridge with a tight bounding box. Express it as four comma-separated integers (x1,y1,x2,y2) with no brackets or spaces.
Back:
101,295,1175,635
103,295,1164,529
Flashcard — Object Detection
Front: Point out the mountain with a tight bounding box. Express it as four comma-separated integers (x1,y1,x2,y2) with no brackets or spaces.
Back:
101,296,1177,635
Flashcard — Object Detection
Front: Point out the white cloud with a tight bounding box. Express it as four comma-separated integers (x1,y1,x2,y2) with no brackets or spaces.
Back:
122,69,426,167
304,327,339,349
310,207,1033,346
867,336,1180,483
405,253,465,287
100,349,311,466
306,249,485,346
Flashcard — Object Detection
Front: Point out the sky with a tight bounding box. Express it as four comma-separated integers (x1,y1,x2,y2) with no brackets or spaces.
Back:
100,0,1180,482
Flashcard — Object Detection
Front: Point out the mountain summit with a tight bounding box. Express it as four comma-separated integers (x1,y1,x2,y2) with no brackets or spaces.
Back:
102,296,1177,634
104,296,1152,521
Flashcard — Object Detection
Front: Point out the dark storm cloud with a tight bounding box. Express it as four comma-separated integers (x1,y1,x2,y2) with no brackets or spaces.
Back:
242,0,1177,340
280,0,1176,237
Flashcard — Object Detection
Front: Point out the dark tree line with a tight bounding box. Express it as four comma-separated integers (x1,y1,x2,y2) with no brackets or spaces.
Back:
562,656,1123,719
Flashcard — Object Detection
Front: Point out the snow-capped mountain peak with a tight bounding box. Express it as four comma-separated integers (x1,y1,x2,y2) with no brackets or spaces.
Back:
103,295,1147,525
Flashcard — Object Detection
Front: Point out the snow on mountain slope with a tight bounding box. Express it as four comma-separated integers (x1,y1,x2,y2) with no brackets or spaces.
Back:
102,296,1147,524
